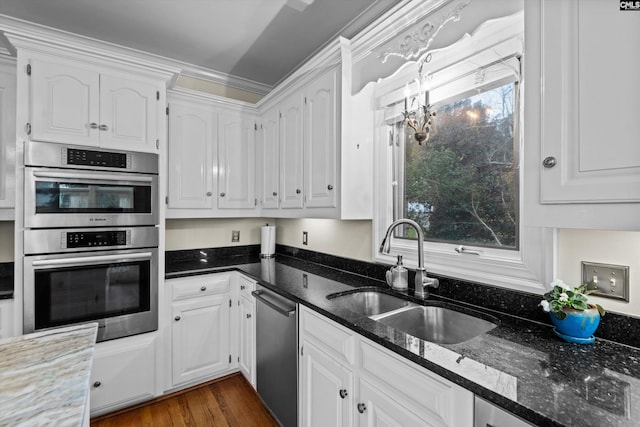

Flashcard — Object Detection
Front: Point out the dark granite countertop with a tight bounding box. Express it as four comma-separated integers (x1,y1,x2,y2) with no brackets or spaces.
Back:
166,255,640,427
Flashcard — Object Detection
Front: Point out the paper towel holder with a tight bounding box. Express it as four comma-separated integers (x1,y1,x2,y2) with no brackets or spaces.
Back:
260,223,276,259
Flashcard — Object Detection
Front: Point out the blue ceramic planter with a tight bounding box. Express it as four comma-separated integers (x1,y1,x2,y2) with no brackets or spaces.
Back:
550,306,600,344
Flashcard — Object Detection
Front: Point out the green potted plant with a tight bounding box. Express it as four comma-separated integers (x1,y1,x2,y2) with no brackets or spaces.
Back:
539,280,605,344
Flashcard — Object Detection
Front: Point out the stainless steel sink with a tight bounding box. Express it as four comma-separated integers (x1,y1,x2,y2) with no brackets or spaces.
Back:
371,304,497,345
328,289,415,316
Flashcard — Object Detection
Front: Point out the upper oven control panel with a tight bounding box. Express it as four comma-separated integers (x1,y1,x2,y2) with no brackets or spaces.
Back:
64,148,130,169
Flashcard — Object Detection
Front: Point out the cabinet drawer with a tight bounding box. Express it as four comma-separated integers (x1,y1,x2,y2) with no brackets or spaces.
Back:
170,274,231,301
90,334,156,416
238,274,256,298
300,307,355,366
359,339,473,426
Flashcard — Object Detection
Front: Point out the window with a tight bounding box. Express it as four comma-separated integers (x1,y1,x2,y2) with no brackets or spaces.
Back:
373,12,552,293
396,81,519,250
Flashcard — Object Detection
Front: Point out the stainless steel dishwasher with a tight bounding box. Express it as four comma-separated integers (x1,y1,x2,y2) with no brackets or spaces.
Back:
252,285,298,427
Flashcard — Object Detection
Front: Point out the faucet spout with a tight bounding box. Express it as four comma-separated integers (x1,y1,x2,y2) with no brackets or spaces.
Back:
379,219,438,299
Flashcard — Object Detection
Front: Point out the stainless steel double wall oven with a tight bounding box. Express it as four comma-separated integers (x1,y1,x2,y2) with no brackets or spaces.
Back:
23,141,160,342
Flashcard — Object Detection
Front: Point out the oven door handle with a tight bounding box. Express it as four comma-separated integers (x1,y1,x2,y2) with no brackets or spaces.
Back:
32,170,154,183
31,252,154,267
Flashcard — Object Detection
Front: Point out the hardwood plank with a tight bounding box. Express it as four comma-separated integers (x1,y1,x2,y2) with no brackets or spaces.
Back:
91,373,279,427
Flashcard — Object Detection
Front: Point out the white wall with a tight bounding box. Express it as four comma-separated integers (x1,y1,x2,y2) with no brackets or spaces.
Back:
274,218,372,262
0,221,13,262
557,229,640,318
165,218,274,251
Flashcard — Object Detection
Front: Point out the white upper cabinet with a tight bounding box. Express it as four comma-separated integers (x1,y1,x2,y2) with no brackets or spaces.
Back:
167,93,216,210
523,0,640,229
304,68,338,209
29,56,162,153
166,89,260,217
258,107,280,209
278,90,305,209
218,110,257,209
0,58,16,215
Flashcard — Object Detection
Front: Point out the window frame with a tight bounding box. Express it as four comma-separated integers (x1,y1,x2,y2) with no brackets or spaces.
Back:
372,11,553,294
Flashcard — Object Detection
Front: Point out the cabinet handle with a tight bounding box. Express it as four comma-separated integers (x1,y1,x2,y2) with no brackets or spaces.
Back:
93,381,101,388
542,156,556,168
99,124,108,131
357,403,366,413
220,192,226,197
327,184,333,190
206,192,212,196
339,389,348,399
89,122,99,129
175,315,181,321
246,313,252,319
296,189,301,194
272,192,278,196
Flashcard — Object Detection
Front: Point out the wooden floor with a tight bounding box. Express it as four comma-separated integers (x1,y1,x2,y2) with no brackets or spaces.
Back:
91,373,280,427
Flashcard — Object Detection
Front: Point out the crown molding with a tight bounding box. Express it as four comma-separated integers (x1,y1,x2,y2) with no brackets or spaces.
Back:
0,14,272,95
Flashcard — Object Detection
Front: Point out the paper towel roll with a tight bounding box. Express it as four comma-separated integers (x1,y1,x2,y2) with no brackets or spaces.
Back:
260,225,276,258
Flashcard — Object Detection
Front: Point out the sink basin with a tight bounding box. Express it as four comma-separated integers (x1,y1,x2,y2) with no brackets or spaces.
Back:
371,304,497,345
328,289,414,316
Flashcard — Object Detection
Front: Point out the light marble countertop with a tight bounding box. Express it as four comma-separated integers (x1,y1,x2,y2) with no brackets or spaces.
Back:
0,323,98,427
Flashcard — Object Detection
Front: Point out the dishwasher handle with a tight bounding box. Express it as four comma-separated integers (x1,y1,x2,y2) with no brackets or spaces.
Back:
252,290,296,317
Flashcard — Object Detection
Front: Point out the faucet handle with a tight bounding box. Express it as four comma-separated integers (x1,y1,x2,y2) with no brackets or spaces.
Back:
424,277,439,289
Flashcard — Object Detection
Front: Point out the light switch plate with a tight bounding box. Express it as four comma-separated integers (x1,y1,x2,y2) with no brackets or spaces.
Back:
582,261,629,301
231,230,240,242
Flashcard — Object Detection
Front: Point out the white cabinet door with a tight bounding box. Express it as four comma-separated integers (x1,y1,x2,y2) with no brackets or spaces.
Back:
171,294,231,386
258,107,280,209
167,98,216,210
279,91,304,209
0,61,16,211
238,294,256,387
90,334,156,416
300,339,353,427
304,68,338,209
30,58,100,146
99,74,159,153
218,111,256,209
539,0,640,204
357,378,432,427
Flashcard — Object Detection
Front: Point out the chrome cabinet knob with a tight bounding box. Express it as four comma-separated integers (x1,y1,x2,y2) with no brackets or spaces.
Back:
200,286,207,291
220,192,226,197
240,285,245,290
542,156,557,168
174,315,181,321
206,191,212,196
93,381,101,388
296,189,301,194
357,403,366,413
339,389,348,399
327,184,333,190
89,122,99,129
272,191,278,196
99,124,108,131
246,313,252,319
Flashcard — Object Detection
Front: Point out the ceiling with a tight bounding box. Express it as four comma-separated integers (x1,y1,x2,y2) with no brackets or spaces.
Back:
0,0,401,91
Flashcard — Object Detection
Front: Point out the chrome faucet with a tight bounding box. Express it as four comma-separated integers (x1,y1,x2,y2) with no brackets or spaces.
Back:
379,219,439,299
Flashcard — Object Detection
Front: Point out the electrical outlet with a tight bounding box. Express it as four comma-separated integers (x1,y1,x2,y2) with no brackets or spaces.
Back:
231,230,240,242
302,231,308,246
582,261,629,301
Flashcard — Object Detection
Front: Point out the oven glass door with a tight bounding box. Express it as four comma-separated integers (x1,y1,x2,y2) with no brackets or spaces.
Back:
26,168,158,227
25,249,158,341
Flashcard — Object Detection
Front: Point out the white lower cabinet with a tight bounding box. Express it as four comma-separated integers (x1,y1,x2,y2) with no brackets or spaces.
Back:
0,298,14,339
168,273,234,389
237,274,256,387
300,339,354,427
299,306,474,427
474,397,534,427
89,333,157,416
